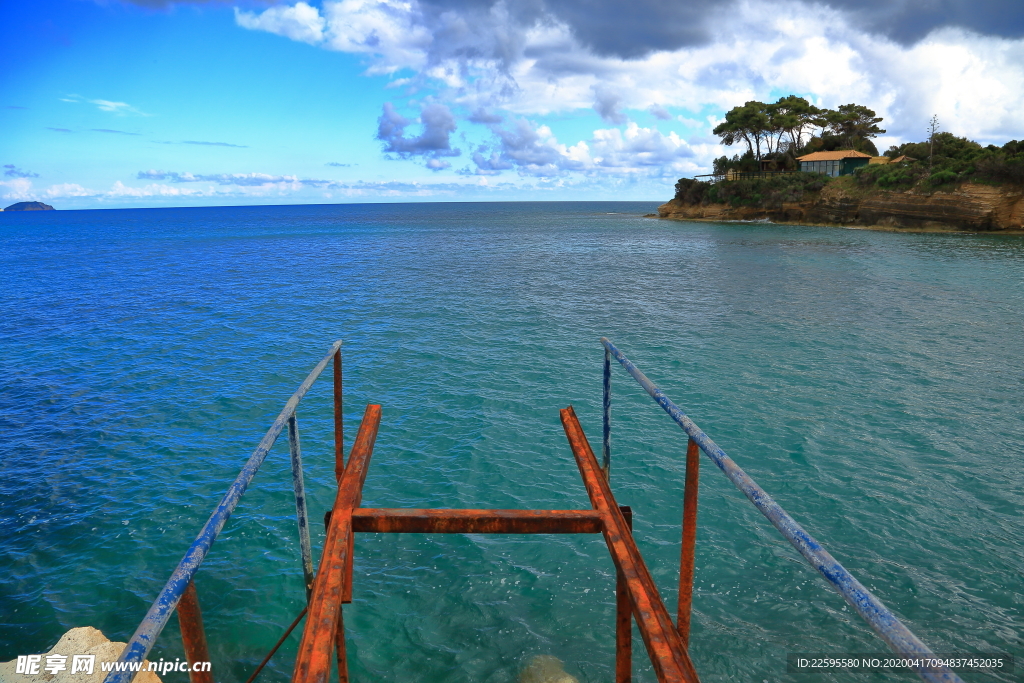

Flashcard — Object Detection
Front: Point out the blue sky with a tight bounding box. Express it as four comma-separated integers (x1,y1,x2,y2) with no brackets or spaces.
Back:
3,0,1023,209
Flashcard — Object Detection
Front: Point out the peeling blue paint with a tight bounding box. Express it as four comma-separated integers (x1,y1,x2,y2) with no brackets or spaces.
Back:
600,337,964,683
103,341,343,683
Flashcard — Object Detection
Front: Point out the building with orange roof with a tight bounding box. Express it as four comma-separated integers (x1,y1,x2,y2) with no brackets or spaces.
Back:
796,150,872,177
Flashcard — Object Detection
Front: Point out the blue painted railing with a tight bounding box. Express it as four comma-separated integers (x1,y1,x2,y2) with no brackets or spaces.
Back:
103,341,342,683
600,337,965,683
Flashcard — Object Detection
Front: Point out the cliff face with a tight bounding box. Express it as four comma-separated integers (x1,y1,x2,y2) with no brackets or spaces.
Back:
658,182,1024,231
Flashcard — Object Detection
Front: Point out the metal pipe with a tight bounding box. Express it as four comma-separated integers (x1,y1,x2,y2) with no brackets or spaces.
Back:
289,413,315,603
293,404,382,683
176,580,213,683
334,346,344,481
603,347,612,478
561,406,700,683
243,607,307,683
677,438,700,647
599,337,964,683
616,506,633,683
349,508,604,534
103,340,343,683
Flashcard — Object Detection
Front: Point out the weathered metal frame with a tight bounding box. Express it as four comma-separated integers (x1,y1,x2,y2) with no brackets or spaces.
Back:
290,402,700,683
104,341,345,683
599,336,965,683
110,338,962,683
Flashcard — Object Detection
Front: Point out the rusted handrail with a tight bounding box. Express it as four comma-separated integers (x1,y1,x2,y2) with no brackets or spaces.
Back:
104,341,344,683
599,337,964,683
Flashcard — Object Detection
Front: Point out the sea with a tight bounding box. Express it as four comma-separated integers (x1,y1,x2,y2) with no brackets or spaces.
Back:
1,202,1022,683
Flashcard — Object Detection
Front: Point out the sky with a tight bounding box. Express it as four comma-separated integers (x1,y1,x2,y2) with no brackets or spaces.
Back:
2,0,1024,209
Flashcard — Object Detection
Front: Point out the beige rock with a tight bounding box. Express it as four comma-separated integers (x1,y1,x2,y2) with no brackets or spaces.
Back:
657,181,1024,232
0,628,162,683
519,655,579,683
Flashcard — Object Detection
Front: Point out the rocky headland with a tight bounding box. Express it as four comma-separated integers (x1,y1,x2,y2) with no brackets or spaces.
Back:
657,179,1024,232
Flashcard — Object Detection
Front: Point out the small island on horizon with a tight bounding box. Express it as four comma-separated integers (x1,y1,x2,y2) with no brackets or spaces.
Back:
3,201,55,212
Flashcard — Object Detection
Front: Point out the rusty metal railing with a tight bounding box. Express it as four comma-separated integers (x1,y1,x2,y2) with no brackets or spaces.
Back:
103,341,344,683
599,337,965,683
292,401,699,683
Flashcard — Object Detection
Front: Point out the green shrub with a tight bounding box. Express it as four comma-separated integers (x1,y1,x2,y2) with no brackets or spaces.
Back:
929,169,959,186
856,163,924,189
674,177,712,205
704,172,829,208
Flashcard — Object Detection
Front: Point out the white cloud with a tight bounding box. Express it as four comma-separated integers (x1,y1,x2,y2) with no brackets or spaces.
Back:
235,2,326,45
1,179,99,201
239,0,1024,165
473,119,698,177
0,178,35,201
61,94,149,116
44,183,95,198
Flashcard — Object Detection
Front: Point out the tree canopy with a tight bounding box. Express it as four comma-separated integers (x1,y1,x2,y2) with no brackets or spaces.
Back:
712,96,885,165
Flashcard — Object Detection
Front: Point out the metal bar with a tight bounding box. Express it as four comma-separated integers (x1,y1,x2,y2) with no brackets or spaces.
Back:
289,413,315,604
603,347,612,478
677,438,700,647
243,607,307,683
616,506,633,683
104,340,343,683
599,337,964,683
334,346,344,481
349,509,604,534
177,580,213,683
293,404,382,683
560,406,700,683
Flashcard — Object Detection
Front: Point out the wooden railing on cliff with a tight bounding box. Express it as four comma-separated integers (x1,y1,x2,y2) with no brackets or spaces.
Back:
694,170,799,183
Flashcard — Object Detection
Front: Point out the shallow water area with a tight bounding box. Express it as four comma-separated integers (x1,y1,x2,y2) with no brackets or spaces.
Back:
1,202,1022,683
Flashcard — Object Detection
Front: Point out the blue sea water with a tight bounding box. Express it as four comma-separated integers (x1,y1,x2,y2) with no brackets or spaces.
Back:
1,202,1022,683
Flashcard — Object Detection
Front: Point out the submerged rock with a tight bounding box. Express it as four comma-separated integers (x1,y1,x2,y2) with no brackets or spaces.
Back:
3,201,55,211
0,627,162,683
519,655,579,683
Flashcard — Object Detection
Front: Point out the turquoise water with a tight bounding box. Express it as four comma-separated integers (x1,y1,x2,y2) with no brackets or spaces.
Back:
1,202,1022,683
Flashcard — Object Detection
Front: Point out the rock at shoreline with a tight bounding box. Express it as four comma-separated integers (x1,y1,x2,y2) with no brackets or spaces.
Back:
0,627,162,683
657,180,1024,232
3,201,55,211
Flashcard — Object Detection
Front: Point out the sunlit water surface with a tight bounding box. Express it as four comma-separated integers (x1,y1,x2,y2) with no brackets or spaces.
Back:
1,202,1022,683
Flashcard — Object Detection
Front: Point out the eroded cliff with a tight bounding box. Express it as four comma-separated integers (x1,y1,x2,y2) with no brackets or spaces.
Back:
658,181,1024,232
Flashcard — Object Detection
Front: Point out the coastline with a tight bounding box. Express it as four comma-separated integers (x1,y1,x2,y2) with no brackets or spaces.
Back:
654,179,1024,234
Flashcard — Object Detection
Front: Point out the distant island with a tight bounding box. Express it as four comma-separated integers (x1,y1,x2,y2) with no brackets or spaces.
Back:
658,97,1024,232
3,201,55,211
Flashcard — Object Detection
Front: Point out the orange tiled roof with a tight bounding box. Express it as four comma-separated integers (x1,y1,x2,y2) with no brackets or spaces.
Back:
796,150,873,161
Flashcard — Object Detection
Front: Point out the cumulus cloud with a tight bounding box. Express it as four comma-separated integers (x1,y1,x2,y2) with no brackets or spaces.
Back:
0,178,35,201
230,0,1024,179
376,102,461,168
593,86,628,125
647,104,672,120
4,165,39,179
2,178,100,201
234,2,325,44
467,119,695,177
